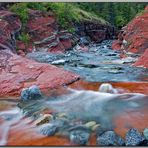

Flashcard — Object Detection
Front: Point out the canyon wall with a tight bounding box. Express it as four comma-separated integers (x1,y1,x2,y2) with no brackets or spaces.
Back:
112,6,148,68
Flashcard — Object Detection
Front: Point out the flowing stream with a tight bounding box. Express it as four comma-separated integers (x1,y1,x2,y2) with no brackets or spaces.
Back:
0,40,148,145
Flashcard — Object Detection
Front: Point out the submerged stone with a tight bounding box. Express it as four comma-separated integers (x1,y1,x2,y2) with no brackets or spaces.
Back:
125,128,145,146
97,131,125,146
40,123,57,136
70,130,90,145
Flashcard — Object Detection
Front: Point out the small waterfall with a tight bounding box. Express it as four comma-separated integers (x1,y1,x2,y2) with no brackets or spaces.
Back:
0,108,22,145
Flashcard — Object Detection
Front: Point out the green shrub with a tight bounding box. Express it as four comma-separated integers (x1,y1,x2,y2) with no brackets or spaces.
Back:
18,33,30,46
115,15,126,28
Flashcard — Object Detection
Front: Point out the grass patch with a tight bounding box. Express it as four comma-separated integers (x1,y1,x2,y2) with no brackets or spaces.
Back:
17,33,30,46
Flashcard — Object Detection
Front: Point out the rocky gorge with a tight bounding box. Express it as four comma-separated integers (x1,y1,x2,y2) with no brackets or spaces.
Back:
0,3,148,146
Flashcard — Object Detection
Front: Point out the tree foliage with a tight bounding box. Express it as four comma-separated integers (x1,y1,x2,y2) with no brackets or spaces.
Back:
76,2,147,28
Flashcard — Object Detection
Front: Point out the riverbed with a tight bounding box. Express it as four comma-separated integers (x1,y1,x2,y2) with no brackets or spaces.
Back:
0,40,148,146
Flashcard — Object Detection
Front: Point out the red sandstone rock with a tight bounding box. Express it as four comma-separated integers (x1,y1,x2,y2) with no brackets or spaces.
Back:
24,10,72,53
112,6,148,68
0,50,79,97
111,40,122,50
134,48,148,68
112,6,148,54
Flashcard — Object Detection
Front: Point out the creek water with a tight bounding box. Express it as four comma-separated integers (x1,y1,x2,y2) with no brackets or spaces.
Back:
0,40,148,146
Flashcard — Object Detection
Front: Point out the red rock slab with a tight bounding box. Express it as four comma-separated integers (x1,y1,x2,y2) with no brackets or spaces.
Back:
134,48,148,68
0,50,79,98
70,80,148,95
24,9,72,54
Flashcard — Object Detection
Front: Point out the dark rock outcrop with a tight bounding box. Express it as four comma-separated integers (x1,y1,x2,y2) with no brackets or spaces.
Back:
76,21,115,43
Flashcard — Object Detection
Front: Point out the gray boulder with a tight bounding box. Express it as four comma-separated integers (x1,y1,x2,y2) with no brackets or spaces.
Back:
125,128,145,146
97,131,125,146
21,85,42,101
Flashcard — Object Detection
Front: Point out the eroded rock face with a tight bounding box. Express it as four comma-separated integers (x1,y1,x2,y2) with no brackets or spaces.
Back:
112,6,148,68
0,50,79,97
16,9,73,54
0,10,21,53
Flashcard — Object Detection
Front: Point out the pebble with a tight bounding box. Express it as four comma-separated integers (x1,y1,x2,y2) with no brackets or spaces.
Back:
84,121,96,128
91,124,100,131
34,114,53,126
